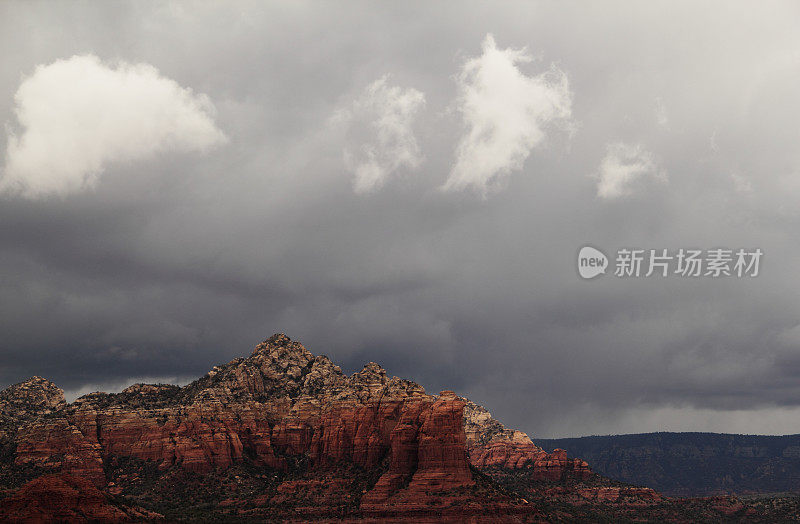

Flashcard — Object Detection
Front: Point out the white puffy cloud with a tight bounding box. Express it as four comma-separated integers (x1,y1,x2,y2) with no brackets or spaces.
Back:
1,54,226,198
595,142,666,199
444,34,572,194
338,75,425,194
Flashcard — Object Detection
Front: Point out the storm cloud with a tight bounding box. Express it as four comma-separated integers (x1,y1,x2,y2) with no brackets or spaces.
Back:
2,1,800,438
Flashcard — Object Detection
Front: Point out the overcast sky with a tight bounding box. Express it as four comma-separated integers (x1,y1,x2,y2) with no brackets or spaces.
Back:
3,1,800,438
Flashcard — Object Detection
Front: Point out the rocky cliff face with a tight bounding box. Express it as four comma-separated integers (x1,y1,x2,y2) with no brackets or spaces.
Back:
1,333,771,522
0,376,66,418
463,399,592,480
2,335,523,521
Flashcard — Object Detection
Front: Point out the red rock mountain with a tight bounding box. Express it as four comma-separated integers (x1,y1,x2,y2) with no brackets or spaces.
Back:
0,334,784,522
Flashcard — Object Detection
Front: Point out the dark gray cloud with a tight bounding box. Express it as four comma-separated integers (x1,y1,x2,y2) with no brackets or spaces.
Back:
2,1,800,437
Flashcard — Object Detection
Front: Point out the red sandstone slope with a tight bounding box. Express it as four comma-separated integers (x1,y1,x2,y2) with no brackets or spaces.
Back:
0,334,661,522
464,399,591,479
0,473,160,523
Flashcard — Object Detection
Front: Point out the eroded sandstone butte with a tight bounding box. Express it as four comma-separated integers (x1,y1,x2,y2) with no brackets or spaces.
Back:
0,333,671,522
464,399,592,480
